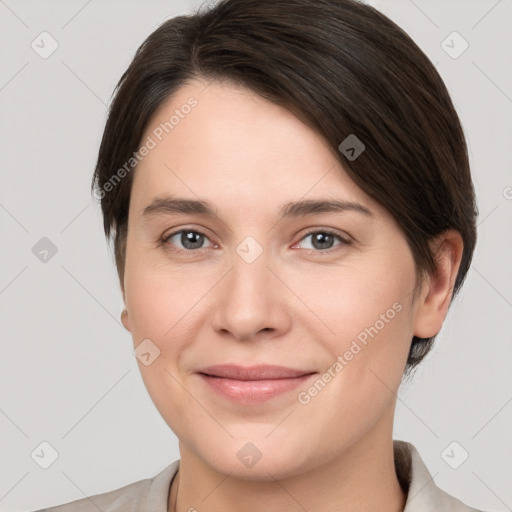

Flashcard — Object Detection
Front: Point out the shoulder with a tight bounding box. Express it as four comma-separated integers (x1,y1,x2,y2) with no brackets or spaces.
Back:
31,460,180,512
394,440,486,512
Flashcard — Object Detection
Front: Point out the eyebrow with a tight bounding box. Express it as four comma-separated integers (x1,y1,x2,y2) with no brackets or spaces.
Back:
142,196,373,221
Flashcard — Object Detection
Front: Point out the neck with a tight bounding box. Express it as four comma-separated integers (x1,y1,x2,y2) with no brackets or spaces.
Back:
168,424,406,512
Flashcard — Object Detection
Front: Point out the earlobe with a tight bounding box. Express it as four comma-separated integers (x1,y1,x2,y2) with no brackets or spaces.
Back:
413,230,464,338
121,308,131,332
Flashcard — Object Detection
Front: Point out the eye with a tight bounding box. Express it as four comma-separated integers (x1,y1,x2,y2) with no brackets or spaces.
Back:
159,227,351,255
293,229,351,253
160,229,215,253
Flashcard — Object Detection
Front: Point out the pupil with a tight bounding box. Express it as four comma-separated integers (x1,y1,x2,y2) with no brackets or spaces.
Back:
183,231,203,249
313,232,332,250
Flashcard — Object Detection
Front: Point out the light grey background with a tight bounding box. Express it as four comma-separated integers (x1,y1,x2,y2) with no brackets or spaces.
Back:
1,0,511,511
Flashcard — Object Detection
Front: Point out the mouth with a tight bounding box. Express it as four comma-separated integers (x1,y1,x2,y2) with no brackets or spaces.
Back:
196,364,318,404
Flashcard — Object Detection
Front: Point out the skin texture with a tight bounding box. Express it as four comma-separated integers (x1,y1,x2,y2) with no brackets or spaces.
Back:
120,79,463,512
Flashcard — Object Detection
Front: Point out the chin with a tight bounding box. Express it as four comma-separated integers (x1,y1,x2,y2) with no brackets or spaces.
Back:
187,430,319,482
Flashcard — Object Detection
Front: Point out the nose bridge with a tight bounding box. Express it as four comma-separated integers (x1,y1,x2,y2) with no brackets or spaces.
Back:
212,234,286,340
233,241,269,289
229,235,274,308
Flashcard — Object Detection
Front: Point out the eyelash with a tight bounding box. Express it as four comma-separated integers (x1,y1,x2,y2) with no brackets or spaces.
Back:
158,227,352,255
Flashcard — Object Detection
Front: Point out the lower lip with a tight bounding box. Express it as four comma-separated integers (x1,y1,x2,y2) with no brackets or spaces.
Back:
198,373,316,404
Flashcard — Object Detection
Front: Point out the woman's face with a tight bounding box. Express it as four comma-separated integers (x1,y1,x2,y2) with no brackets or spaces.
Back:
122,79,428,479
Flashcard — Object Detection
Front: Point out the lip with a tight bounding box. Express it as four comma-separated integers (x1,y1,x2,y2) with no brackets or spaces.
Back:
196,364,317,404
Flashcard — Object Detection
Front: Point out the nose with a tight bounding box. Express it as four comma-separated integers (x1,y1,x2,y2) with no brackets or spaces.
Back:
211,246,292,342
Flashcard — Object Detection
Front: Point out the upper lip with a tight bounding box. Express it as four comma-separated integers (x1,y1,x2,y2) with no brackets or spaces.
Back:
197,364,316,381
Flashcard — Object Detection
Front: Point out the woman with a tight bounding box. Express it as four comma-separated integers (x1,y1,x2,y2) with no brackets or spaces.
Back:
36,0,482,510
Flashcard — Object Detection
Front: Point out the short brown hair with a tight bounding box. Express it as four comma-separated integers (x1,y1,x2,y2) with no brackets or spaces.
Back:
91,0,478,374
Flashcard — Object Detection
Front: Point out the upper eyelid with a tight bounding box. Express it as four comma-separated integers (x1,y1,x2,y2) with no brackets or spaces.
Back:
162,228,215,249
293,228,351,248
162,227,215,244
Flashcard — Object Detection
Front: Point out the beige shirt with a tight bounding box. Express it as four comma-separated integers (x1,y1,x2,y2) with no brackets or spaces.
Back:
34,440,483,512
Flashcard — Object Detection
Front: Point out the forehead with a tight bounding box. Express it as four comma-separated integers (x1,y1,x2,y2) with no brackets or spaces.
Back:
130,79,379,218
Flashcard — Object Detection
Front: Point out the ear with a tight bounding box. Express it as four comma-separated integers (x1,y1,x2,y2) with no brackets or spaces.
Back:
119,276,131,332
413,230,464,338
121,308,132,332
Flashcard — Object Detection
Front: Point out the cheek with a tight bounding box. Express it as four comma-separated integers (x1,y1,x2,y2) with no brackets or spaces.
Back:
123,254,220,406
124,250,208,342
292,258,414,350
290,259,415,407
123,262,204,425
